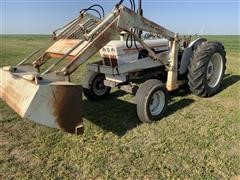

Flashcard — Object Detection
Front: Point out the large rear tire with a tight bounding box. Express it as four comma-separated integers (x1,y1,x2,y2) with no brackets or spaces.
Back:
135,79,168,123
187,41,226,97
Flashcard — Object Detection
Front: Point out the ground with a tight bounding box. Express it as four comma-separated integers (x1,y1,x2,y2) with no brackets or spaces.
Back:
0,35,239,179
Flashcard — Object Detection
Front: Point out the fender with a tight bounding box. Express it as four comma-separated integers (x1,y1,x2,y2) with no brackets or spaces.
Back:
179,37,207,75
82,71,99,89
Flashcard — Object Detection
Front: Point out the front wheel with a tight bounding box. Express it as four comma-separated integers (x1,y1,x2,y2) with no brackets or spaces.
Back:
83,72,111,101
135,79,168,123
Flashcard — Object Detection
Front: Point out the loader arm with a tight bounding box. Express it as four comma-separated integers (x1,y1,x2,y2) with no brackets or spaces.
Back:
35,6,177,76
58,5,179,91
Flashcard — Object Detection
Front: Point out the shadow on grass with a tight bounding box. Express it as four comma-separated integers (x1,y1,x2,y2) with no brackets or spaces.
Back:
165,98,195,117
83,91,138,137
168,74,240,98
220,74,240,91
83,91,195,136
169,84,191,98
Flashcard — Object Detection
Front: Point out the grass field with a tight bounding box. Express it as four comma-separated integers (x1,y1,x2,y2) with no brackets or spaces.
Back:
0,35,240,179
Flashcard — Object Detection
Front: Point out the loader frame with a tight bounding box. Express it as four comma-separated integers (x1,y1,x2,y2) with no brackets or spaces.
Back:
33,5,180,91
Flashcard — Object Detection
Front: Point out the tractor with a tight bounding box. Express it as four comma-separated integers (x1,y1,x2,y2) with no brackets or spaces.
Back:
0,0,226,134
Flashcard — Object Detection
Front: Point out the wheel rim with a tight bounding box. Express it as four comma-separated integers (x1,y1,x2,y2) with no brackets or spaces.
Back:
207,52,223,88
149,90,165,116
92,76,108,96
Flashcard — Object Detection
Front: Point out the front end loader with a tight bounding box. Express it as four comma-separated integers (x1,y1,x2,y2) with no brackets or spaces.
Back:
0,1,226,134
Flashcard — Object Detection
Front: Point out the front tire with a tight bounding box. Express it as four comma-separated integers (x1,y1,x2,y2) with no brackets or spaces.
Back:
187,41,226,97
83,72,111,101
135,79,168,123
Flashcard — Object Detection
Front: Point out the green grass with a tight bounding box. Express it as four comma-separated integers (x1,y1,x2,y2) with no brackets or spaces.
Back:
0,35,240,179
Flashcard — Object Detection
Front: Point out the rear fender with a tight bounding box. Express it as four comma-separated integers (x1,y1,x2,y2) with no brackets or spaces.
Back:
179,38,207,75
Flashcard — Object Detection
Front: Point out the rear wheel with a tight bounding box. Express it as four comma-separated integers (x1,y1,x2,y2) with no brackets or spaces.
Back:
135,79,168,123
83,72,111,101
187,41,226,97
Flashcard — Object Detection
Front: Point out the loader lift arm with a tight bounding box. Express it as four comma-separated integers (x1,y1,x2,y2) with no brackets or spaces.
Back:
62,6,177,75
33,5,178,82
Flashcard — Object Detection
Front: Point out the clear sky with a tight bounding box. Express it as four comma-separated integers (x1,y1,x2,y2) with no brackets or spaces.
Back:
1,0,240,35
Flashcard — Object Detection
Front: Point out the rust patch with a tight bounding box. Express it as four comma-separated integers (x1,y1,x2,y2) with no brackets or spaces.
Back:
103,57,118,67
0,84,23,116
52,85,83,134
47,52,75,60
101,54,117,59
0,70,37,117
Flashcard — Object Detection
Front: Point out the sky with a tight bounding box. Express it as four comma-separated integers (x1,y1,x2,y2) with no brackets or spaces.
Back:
1,0,240,35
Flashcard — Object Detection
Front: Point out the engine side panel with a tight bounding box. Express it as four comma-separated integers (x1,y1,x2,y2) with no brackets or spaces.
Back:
99,39,169,67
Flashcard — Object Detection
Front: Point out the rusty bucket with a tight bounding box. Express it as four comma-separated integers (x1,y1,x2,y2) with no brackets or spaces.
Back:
0,65,83,134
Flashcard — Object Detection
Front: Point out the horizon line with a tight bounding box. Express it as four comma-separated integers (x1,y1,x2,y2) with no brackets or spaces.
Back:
1,34,240,36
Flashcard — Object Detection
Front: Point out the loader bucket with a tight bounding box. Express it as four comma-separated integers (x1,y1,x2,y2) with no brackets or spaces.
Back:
0,66,83,134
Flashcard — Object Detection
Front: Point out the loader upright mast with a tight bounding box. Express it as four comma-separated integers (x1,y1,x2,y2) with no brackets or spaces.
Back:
137,0,143,37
